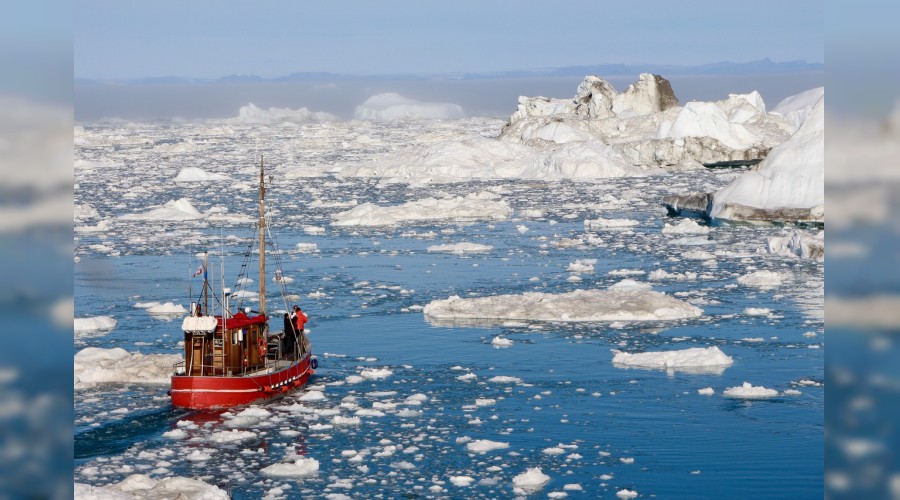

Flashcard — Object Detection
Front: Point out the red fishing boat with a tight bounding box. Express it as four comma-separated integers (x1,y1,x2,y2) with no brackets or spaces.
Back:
170,157,316,409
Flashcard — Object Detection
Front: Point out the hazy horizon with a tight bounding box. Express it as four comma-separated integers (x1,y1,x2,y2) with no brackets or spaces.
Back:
75,72,824,123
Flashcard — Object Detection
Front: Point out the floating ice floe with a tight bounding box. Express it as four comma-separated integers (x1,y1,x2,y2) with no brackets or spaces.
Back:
450,476,475,487
466,439,510,453
423,279,702,326
260,457,320,478
119,198,206,221
173,167,230,182
74,316,117,334
697,387,716,395
584,218,639,230
355,93,465,121
512,467,551,492
723,382,779,399
331,192,511,226
491,336,513,348
766,230,824,260
611,346,733,374
147,302,188,316
738,270,784,288
616,489,639,499
74,474,229,499
662,219,709,235
74,347,182,388
427,242,493,255
567,259,596,273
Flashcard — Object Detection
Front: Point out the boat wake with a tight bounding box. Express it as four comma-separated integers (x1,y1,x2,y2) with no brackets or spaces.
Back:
74,406,195,460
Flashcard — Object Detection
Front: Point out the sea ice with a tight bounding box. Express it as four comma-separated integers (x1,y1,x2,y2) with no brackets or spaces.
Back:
738,270,784,288
662,219,710,235
466,440,509,453
332,192,511,226
766,230,824,260
491,336,513,347
512,467,551,492
173,167,229,182
423,279,702,325
74,347,182,387
611,346,733,373
723,382,779,399
427,242,493,255
119,198,205,221
259,457,320,478
74,316,117,334
74,474,229,499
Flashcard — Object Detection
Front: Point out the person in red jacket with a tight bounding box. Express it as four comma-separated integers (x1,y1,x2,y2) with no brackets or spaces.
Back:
292,305,308,333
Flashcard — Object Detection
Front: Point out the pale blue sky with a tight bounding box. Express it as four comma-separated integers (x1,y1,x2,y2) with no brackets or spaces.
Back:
76,0,823,80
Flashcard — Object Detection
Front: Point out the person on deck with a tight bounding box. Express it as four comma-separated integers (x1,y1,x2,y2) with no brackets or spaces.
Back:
291,305,308,334
282,312,296,357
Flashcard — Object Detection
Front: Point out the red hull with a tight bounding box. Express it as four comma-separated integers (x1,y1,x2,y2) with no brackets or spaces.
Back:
171,355,314,409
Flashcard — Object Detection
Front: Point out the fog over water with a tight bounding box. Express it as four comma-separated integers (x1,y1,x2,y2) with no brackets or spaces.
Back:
75,73,823,122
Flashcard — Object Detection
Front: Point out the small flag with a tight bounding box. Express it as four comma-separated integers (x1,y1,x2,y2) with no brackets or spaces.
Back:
192,265,204,278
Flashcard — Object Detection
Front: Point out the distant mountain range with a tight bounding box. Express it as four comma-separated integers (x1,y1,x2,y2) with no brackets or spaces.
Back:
76,58,823,86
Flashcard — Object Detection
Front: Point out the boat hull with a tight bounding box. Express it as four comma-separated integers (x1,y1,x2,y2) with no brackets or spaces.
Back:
171,355,314,409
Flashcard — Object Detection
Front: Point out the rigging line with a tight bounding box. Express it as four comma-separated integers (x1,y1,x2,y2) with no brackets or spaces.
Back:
265,219,291,314
235,226,259,313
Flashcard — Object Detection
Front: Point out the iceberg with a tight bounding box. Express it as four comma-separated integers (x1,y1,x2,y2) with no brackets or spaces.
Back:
500,73,792,167
709,92,824,222
354,93,464,121
423,279,702,326
233,102,336,124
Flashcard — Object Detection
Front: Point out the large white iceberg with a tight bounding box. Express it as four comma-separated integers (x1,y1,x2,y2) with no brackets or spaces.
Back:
354,93,465,121
423,279,702,325
499,74,793,167
709,91,824,222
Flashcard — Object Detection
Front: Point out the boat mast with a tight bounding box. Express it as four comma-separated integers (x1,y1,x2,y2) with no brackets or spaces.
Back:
202,252,209,315
258,156,267,317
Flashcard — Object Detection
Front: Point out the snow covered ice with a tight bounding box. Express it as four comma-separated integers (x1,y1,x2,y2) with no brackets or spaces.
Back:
424,279,702,325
